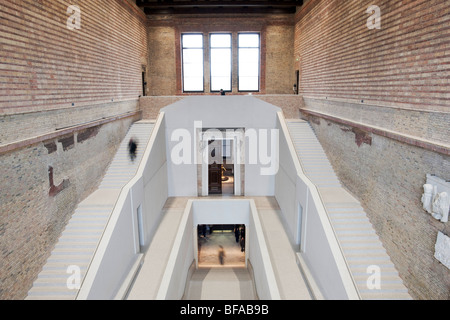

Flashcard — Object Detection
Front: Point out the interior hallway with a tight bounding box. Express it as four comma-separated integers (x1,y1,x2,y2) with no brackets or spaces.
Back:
126,196,312,300
197,227,246,268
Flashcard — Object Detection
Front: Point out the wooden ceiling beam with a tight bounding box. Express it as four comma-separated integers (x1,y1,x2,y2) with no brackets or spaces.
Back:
136,0,302,8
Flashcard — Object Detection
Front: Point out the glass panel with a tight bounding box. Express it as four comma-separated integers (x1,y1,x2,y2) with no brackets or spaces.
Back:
184,77,204,92
211,77,232,92
211,34,231,48
238,47,259,91
238,34,260,91
182,34,203,48
239,77,259,91
238,34,260,48
183,47,204,91
210,35,231,92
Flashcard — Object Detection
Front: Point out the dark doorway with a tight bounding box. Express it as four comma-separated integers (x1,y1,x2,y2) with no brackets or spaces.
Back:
142,71,147,96
208,163,222,195
295,70,300,95
207,139,235,195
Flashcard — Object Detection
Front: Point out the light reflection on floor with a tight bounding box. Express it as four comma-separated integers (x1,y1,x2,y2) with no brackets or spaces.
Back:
198,229,245,268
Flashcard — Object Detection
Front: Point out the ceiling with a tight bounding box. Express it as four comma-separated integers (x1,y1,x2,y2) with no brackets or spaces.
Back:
135,0,303,15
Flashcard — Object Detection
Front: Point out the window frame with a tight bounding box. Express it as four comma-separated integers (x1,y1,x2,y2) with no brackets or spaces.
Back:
181,33,205,93
237,33,261,93
209,33,233,93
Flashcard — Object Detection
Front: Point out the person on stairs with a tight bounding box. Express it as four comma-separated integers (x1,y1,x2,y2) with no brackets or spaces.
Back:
128,138,138,162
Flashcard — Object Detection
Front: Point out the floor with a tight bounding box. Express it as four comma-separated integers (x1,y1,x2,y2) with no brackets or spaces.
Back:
221,176,234,195
198,228,245,268
183,267,257,300
126,196,312,300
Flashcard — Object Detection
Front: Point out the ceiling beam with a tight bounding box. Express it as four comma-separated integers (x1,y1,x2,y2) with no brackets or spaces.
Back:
136,0,302,14
137,1,302,8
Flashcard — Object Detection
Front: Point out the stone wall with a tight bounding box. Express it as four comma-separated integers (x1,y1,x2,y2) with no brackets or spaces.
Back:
305,115,449,300
0,116,137,300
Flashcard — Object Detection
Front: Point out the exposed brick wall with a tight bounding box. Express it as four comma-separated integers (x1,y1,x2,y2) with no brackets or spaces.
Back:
294,0,449,112
295,0,450,299
146,13,296,96
0,0,148,115
265,25,296,95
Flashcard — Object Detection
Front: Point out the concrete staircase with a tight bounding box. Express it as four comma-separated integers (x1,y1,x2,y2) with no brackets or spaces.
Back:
286,119,411,300
26,121,155,300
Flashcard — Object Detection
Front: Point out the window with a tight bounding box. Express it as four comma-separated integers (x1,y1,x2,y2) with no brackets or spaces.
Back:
210,33,232,92
238,33,260,92
182,34,204,92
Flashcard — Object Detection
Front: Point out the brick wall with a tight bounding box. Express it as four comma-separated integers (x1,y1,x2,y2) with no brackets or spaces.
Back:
0,0,147,299
295,0,449,112
147,13,296,96
0,0,148,115
295,0,450,299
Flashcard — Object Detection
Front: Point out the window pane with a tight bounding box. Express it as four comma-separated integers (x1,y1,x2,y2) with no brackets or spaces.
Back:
239,48,259,64
211,34,231,48
210,34,231,92
239,62,259,77
211,77,232,92
182,34,203,48
239,77,259,91
238,34,260,48
239,48,259,91
183,46,204,91
183,49,203,64
211,49,231,77
211,49,231,91
238,34,260,91
184,77,204,92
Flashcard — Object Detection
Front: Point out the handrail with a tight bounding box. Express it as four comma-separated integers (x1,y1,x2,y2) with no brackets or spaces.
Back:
76,113,165,300
277,111,361,300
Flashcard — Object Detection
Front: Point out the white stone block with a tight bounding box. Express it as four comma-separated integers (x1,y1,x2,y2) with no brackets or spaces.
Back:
434,232,450,270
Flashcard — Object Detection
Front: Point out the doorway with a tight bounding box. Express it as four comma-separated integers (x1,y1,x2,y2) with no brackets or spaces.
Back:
142,66,147,96
197,224,246,268
207,138,235,195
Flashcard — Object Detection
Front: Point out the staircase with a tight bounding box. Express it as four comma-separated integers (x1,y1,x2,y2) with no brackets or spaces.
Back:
26,121,155,300
286,119,411,300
